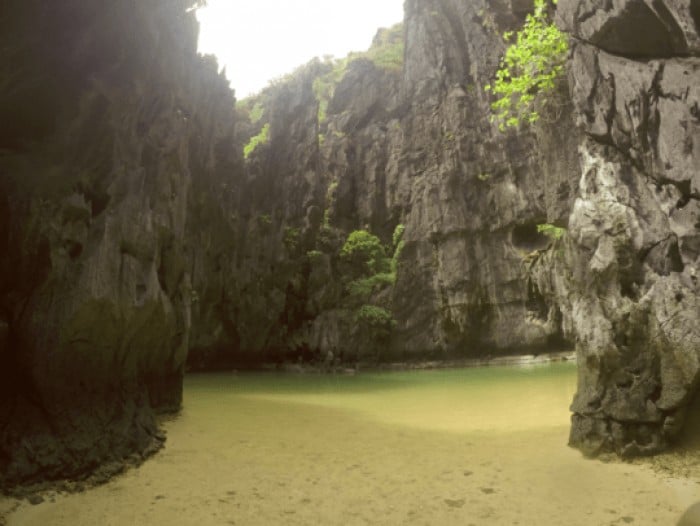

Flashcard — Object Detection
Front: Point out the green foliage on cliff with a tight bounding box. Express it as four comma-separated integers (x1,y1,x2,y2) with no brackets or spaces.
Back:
339,226,405,324
341,224,406,299
306,249,323,262
257,213,272,228
313,59,348,124
340,230,388,275
362,24,404,71
249,102,264,124
392,223,405,247
312,23,403,125
244,123,269,159
284,227,300,251
237,98,265,123
537,223,566,240
391,223,405,274
486,0,568,130
346,272,393,299
355,304,396,334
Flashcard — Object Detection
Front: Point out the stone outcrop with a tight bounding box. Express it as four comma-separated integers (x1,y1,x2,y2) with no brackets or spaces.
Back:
545,0,700,456
0,0,238,487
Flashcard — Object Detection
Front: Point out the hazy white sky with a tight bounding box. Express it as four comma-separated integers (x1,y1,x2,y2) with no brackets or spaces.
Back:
196,0,405,98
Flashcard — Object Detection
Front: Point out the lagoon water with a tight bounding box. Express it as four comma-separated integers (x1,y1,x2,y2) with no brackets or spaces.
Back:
4,363,699,525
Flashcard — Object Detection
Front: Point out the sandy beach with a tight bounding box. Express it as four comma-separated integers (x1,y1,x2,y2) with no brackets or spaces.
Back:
2,365,698,525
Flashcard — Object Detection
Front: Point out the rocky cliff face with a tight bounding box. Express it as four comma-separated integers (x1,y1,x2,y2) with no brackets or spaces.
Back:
2,0,696,489
542,0,700,456
0,0,238,486
195,0,700,459
187,0,581,368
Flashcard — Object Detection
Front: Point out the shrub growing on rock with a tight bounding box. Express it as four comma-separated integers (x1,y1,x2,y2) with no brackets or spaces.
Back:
486,0,568,130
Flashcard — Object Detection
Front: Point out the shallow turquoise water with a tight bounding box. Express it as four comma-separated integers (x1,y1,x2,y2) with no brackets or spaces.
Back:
186,362,578,434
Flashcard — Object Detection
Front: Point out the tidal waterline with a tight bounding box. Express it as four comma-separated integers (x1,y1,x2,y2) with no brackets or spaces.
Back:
5,363,698,525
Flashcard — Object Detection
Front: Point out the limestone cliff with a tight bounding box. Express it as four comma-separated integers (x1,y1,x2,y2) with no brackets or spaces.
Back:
2,0,697,490
539,0,700,456
187,0,581,368
0,0,238,486
191,0,700,459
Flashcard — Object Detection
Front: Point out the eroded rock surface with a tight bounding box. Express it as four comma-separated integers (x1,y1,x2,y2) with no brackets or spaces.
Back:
551,0,700,456
0,0,238,486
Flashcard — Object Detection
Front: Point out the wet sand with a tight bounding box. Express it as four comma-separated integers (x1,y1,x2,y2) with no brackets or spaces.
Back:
2,364,699,525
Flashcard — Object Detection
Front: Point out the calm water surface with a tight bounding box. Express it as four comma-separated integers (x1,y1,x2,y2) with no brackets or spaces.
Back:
5,363,699,525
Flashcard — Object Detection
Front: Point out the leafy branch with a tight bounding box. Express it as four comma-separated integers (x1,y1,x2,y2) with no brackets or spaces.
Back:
486,0,568,130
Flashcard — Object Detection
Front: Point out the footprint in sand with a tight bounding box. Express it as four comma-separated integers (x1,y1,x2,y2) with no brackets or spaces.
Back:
444,498,466,508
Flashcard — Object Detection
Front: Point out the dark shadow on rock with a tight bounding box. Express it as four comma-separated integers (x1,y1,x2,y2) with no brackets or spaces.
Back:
675,390,700,452
678,502,700,526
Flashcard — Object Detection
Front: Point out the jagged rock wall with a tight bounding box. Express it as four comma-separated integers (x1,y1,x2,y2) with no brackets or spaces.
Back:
188,0,580,368
390,0,579,356
5,0,693,490
540,0,700,456
0,0,238,486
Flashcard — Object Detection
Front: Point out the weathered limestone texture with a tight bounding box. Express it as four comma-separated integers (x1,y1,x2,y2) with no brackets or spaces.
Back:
555,0,700,456
0,0,237,486
9,0,695,486
189,0,580,368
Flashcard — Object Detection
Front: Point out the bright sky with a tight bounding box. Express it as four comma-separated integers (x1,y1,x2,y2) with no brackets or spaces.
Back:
196,0,405,98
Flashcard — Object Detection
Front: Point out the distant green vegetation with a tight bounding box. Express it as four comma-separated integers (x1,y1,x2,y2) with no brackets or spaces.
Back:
313,23,404,125
362,24,404,71
391,224,405,274
306,249,323,262
284,227,301,252
312,59,349,124
340,224,405,307
340,229,390,276
346,272,396,301
355,304,396,337
236,98,265,123
249,102,264,123
257,213,272,226
338,225,405,345
486,0,567,130
244,123,270,159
